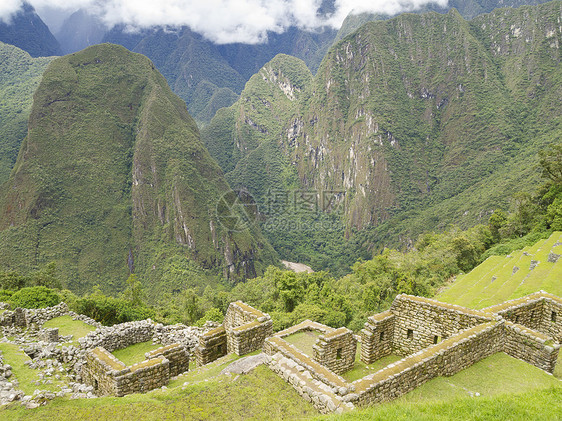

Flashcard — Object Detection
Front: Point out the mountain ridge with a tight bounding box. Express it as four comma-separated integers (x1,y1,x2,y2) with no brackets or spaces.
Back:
0,43,277,295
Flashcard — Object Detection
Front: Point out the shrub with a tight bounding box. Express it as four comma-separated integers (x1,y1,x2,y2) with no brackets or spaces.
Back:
195,307,224,327
9,286,61,308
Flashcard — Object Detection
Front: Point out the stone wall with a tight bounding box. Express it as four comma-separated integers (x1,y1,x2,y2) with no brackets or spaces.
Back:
351,322,504,406
484,291,562,343
224,301,273,356
390,295,494,355
82,343,189,397
195,301,272,366
195,326,227,366
503,322,560,373
487,297,545,331
79,320,155,352
313,327,356,375
145,344,190,378
267,292,562,413
541,297,562,341
82,347,127,396
360,311,394,364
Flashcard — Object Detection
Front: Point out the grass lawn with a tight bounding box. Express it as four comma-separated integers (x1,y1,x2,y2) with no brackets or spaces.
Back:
111,341,161,366
284,331,322,357
343,350,402,383
0,365,317,421
43,316,96,346
397,353,561,403
322,386,562,421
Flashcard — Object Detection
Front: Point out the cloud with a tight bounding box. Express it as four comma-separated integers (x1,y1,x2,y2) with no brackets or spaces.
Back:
1,0,449,44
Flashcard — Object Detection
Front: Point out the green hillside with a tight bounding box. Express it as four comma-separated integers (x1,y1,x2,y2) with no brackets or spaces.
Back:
0,42,54,185
203,2,562,265
437,231,562,308
0,44,277,296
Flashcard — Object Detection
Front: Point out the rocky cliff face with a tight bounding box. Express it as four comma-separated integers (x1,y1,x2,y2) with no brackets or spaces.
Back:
203,2,562,245
0,44,277,294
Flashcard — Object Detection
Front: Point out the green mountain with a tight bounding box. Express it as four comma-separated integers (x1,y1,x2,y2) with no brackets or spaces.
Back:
0,42,54,185
0,44,277,296
0,3,61,57
202,1,562,262
102,25,337,126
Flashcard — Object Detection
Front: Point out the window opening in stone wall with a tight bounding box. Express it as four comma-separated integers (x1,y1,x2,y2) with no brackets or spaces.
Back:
94,379,98,391
433,335,441,344
336,348,342,360
407,329,413,339
217,344,223,354
552,311,557,323
515,315,520,323
380,331,384,341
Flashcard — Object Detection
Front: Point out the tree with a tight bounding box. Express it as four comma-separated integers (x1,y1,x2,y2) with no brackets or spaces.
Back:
124,274,143,306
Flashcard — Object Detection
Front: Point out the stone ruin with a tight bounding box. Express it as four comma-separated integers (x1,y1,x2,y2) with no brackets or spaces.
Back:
1,293,561,413
81,343,189,397
195,301,272,366
0,302,201,405
263,291,562,414
79,320,191,397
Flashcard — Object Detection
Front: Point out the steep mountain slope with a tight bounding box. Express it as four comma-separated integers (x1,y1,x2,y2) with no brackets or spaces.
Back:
102,25,337,125
0,3,61,57
0,42,54,185
0,44,277,295
202,2,562,257
55,10,107,55
204,54,312,201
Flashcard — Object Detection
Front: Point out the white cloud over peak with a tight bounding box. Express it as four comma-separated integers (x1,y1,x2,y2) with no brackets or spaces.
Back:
1,0,449,44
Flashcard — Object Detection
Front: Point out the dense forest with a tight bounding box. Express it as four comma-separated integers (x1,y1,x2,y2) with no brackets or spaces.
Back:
1,143,559,331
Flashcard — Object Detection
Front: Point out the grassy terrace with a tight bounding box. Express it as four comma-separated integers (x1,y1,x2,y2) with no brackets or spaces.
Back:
437,232,562,309
44,316,96,347
343,350,402,383
111,341,161,367
284,330,322,357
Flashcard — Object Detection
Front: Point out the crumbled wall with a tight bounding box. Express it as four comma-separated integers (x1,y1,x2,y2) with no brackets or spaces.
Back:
360,311,394,364
79,320,155,352
313,328,356,375
0,302,70,328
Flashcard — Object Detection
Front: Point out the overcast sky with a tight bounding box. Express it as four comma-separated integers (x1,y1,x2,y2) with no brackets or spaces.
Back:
1,0,449,44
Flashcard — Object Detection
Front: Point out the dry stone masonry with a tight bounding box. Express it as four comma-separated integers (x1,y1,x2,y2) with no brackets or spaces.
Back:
1,293,561,413
195,301,272,366
81,343,189,397
265,292,562,414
